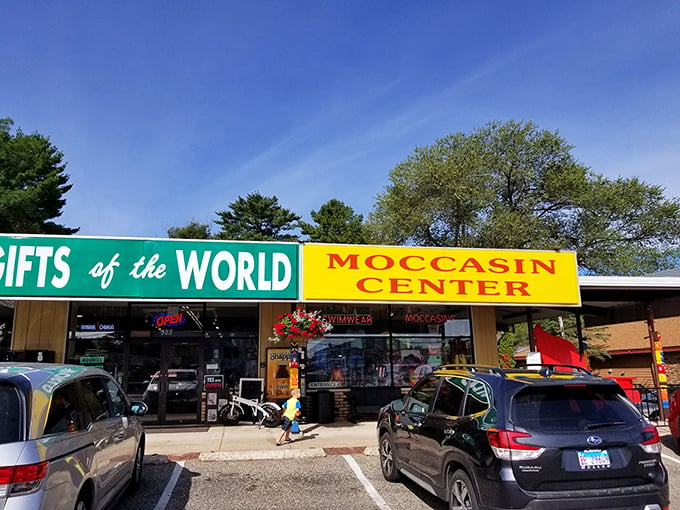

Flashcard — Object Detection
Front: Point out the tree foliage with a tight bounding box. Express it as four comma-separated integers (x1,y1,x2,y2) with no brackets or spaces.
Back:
167,220,211,239
368,120,680,275
214,192,301,241
299,198,367,244
0,118,78,234
510,315,611,363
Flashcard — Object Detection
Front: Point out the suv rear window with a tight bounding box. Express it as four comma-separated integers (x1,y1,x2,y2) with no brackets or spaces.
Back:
0,384,22,444
512,384,640,431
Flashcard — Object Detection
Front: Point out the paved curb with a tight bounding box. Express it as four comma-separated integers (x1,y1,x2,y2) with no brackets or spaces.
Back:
199,448,327,461
145,446,378,464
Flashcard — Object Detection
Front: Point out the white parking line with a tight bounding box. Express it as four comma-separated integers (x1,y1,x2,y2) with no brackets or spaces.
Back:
343,454,391,510
154,460,185,510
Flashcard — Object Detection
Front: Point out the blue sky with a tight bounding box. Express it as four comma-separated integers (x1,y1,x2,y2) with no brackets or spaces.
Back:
1,2,679,238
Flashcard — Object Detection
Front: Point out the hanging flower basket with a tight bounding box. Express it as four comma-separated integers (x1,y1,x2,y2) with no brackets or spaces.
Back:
268,308,333,343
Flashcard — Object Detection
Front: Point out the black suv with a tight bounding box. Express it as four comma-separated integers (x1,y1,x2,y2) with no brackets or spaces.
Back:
377,365,668,510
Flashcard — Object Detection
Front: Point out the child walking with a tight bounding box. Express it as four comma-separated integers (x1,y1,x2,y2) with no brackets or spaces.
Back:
277,387,301,446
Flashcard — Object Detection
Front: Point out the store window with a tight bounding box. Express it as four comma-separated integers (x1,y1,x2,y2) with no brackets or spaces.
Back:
0,300,14,359
307,304,390,389
203,304,259,386
391,304,472,387
306,303,473,389
126,302,259,392
67,302,127,383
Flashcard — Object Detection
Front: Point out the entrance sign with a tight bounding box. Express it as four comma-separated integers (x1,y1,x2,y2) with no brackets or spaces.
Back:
0,235,298,300
302,243,580,306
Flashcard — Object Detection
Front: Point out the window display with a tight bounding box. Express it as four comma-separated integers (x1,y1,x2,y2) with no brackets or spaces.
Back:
307,303,473,388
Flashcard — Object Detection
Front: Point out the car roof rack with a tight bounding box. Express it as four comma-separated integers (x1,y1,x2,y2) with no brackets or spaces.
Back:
513,363,593,378
436,364,507,377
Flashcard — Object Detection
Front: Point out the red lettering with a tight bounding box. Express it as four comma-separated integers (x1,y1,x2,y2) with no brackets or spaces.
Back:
389,278,413,293
357,277,382,293
365,255,394,270
459,257,485,272
450,280,474,294
419,279,446,294
506,281,530,296
399,255,425,271
488,258,509,273
478,280,500,295
431,256,456,272
328,253,359,269
531,259,556,274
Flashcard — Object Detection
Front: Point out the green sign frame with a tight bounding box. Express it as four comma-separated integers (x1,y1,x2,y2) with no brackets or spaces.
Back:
0,235,299,300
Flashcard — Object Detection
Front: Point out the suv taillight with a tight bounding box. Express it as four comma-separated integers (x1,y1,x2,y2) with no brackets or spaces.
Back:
641,424,662,454
487,429,545,461
0,461,49,497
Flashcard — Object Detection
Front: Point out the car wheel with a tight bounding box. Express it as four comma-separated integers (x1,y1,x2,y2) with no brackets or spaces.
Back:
650,410,659,421
129,441,144,492
261,403,282,428
448,470,479,510
74,492,91,510
379,433,401,482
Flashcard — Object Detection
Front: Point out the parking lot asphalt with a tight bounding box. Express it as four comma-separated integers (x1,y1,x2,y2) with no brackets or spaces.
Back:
143,419,379,463
143,420,674,464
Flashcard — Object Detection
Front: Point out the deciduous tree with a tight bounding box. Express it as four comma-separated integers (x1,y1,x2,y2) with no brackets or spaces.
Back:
368,120,680,275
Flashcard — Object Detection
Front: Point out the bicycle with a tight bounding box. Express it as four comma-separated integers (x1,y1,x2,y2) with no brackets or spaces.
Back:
218,387,282,428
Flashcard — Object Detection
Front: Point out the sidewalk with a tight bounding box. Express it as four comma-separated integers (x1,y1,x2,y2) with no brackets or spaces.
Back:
144,420,379,463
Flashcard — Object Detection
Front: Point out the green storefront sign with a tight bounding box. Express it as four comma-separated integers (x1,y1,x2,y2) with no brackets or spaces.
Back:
79,356,105,365
0,235,299,300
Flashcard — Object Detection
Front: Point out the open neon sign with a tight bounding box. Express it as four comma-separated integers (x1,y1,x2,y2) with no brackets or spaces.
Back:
153,312,186,328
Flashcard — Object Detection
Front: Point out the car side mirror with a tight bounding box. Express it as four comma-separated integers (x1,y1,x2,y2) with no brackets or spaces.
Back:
391,399,405,412
130,401,148,416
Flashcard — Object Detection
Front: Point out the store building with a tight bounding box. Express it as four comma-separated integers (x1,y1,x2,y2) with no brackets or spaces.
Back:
2,233,677,425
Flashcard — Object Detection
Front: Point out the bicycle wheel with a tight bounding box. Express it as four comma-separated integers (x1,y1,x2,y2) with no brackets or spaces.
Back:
260,403,282,428
219,405,243,426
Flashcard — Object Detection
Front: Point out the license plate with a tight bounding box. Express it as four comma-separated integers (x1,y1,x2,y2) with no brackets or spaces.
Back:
577,449,610,469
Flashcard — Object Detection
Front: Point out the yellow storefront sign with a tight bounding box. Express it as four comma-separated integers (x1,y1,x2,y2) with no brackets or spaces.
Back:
302,244,580,306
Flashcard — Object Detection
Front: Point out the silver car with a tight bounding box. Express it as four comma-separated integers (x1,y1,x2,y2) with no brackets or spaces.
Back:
0,363,147,510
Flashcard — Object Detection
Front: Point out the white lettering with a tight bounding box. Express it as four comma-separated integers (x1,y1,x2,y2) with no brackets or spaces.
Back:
272,252,292,291
175,249,292,293
88,253,120,289
176,250,211,289
15,245,35,287
130,253,167,280
52,246,70,288
0,245,70,288
35,246,53,287
257,252,271,291
237,252,256,291
212,251,236,290
4,246,16,287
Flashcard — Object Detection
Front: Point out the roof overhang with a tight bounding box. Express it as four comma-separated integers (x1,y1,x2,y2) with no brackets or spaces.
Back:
495,275,680,327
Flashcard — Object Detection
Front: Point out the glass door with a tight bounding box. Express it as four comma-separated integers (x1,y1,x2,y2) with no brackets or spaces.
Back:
127,339,203,425
164,341,202,424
